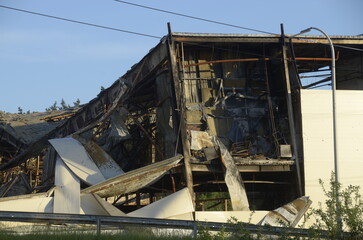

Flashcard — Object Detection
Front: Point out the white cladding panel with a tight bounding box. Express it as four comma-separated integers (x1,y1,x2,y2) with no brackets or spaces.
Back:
301,89,363,207
49,138,105,185
128,188,194,219
0,194,53,213
54,156,80,214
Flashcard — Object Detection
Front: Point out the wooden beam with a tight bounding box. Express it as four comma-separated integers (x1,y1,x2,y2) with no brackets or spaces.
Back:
167,23,195,202
281,24,303,196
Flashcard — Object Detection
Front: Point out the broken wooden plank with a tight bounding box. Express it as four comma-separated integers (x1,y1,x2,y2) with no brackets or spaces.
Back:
167,26,194,201
81,154,183,198
281,35,303,196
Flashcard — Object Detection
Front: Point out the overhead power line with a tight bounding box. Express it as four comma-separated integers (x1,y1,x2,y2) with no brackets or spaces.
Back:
112,0,277,35
1,4,361,55
0,4,160,39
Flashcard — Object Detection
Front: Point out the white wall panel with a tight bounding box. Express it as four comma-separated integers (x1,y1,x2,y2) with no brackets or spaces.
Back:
301,90,363,208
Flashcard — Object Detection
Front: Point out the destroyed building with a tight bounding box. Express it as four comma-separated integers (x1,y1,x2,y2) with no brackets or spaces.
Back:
1,30,363,219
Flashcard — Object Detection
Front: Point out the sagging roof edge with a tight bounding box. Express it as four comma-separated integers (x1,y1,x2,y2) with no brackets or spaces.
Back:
0,40,168,171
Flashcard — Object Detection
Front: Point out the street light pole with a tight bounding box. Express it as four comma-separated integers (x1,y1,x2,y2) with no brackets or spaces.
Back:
290,27,341,238
291,27,338,186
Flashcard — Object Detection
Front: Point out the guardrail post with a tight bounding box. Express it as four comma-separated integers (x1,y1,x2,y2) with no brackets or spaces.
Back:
96,217,101,236
193,221,197,238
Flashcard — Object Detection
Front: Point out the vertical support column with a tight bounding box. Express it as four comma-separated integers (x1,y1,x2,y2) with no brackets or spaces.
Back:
281,24,303,196
166,23,195,203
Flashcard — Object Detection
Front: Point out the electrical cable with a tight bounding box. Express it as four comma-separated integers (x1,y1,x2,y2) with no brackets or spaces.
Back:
0,4,161,39
111,0,277,35
1,5,361,77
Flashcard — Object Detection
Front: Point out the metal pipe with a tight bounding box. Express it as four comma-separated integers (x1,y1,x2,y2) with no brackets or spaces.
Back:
184,56,338,68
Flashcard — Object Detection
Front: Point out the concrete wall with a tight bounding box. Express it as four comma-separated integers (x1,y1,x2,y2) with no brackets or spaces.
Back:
301,89,363,208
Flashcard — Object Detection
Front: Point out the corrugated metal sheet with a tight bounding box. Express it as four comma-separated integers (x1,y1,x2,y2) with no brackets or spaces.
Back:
82,155,183,198
258,196,312,227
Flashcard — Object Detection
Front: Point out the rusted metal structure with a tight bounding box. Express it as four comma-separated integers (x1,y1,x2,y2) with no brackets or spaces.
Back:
1,28,363,213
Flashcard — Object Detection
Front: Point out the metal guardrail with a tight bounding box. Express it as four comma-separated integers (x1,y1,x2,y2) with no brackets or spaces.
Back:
0,211,333,238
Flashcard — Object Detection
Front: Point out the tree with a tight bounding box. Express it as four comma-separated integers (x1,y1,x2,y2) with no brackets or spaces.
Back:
60,99,70,110
73,98,81,107
17,107,23,114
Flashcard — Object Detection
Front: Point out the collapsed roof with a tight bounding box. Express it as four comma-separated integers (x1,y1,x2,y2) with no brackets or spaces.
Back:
0,31,362,214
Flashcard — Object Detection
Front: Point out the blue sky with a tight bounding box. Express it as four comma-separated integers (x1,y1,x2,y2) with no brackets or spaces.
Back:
0,0,362,113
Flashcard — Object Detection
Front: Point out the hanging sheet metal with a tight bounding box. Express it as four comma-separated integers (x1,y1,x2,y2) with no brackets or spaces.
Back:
77,137,124,179
215,138,250,211
49,138,105,185
82,155,183,198
128,188,194,219
100,108,131,152
258,196,312,227
54,155,80,214
109,107,130,140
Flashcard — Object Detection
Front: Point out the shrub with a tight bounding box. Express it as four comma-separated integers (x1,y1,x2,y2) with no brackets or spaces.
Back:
308,172,363,240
